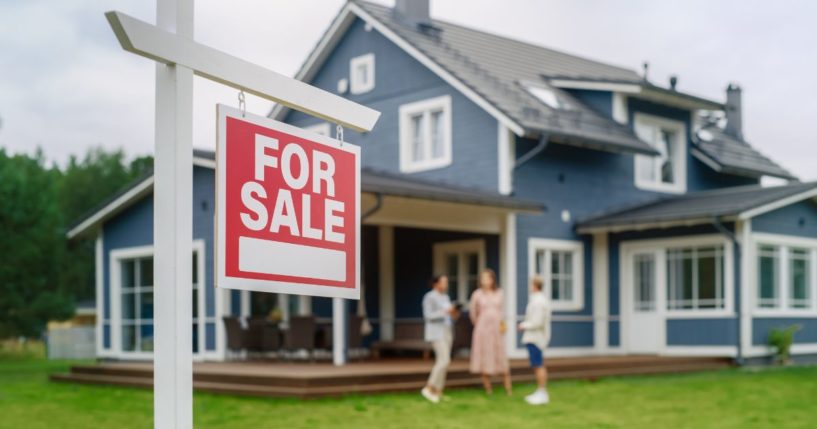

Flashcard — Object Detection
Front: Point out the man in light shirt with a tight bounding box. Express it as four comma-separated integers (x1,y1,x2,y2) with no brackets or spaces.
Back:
421,274,459,403
518,277,552,405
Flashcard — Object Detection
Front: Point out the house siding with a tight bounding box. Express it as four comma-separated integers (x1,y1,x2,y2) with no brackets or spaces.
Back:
284,18,499,192
753,318,817,346
101,166,218,353
667,319,737,346
752,199,817,237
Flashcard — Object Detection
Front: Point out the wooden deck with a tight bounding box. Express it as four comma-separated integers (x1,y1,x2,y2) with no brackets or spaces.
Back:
51,355,733,398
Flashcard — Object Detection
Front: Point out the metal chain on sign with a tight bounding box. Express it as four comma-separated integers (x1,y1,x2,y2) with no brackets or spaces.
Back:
238,89,246,117
336,123,344,147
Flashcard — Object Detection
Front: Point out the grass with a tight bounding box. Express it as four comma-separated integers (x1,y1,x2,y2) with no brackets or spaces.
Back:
1,349,816,429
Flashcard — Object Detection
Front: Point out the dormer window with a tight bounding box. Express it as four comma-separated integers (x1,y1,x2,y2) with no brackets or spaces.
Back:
634,113,687,194
524,83,575,111
350,53,375,94
399,95,452,173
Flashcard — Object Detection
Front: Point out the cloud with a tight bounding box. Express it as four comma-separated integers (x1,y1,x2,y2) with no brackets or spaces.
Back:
0,0,814,180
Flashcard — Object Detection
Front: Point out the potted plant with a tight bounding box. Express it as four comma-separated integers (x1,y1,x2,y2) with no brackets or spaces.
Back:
767,324,802,365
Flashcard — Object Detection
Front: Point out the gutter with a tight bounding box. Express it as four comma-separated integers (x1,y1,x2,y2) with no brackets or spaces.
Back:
712,216,744,366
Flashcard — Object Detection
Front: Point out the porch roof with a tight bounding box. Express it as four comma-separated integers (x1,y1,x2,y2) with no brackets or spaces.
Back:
577,181,817,233
361,168,543,213
67,149,543,239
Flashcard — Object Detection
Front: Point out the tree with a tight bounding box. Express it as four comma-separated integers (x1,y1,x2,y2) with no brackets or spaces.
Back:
0,149,73,337
58,148,153,302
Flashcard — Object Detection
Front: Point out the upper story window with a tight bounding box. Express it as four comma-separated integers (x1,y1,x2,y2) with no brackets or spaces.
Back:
529,238,584,311
350,53,375,95
399,95,452,173
633,113,687,194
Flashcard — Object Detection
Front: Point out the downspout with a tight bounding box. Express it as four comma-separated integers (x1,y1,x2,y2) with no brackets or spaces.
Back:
514,133,549,170
712,217,744,366
362,192,384,220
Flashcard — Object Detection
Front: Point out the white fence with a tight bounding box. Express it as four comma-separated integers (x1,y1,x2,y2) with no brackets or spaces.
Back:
47,326,95,360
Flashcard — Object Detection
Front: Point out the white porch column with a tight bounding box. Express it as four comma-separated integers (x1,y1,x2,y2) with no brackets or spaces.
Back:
592,232,610,352
378,225,395,340
500,213,518,355
332,298,347,366
152,0,193,427
297,296,312,315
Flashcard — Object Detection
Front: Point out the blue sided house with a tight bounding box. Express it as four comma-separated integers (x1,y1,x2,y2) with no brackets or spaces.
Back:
69,0,817,364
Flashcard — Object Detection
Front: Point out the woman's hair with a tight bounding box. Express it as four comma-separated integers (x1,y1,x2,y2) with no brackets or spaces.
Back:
429,274,446,288
481,268,498,290
531,276,544,291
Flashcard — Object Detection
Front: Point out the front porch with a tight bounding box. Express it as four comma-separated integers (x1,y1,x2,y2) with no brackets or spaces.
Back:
51,355,733,398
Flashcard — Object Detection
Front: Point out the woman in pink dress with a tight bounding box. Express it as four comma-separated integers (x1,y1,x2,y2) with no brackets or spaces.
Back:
469,268,512,395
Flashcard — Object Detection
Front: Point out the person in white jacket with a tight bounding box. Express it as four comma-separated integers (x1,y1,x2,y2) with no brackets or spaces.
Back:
518,277,552,405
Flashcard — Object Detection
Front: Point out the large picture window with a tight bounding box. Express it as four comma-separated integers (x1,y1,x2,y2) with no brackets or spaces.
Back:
756,238,816,312
399,95,452,173
529,238,583,311
666,246,725,310
634,113,687,194
113,245,204,356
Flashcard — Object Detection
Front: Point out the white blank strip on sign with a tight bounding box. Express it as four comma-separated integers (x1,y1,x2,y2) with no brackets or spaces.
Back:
238,236,346,282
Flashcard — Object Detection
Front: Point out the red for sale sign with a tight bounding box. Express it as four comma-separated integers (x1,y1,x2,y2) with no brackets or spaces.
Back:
216,105,360,299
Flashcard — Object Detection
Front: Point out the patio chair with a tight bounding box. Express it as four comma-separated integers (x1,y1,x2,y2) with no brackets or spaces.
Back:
246,317,281,357
284,315,317,360
222,316,246,359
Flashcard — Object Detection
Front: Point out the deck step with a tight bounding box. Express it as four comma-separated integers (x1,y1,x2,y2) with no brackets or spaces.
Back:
50,356,734,398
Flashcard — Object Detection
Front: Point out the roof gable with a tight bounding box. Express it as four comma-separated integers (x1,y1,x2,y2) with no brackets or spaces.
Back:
272,0,656,155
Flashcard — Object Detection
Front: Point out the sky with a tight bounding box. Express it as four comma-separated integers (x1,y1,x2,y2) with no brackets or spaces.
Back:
1,0,815,180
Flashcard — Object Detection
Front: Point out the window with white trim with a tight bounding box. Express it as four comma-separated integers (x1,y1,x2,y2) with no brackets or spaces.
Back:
634,113,687,194
757,242,815,311
117,250,203,355
666,245,725,310
530,238,583,310
399,95,452,173
350,53,375,95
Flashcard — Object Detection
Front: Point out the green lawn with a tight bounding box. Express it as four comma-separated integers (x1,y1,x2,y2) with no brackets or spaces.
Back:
1,356,816,429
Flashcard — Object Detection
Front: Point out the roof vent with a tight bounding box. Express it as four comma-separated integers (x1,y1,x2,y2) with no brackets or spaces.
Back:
394,0,431,28
669,75,678,91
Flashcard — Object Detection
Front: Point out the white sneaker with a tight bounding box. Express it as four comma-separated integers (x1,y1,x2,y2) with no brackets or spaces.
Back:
525,390,549,405
421,387,440,404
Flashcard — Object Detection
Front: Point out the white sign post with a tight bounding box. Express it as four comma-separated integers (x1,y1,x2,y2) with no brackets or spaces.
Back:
106,3,379,428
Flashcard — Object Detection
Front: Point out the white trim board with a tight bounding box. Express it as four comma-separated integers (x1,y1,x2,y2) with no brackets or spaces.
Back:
739,187,817,220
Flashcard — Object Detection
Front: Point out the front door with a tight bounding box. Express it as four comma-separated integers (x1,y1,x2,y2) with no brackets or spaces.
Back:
627,251,664,354
433,239,486,306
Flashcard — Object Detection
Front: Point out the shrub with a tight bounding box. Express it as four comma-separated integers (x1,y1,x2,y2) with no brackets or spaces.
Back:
768,325,802,365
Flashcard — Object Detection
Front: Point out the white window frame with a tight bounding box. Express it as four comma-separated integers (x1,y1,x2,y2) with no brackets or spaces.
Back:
620,235,735,319
349,53,375,95
399,95,453,173
633,112,687,194
432,239,486,305
753,233,817,317
109,240,207,360
528,238,584,311
303,122,331,137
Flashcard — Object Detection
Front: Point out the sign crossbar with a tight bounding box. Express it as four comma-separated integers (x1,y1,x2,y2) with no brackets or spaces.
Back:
105,11,380,133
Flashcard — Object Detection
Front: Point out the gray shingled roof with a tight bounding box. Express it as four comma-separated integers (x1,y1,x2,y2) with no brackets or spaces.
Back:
354,1,656,155
694,125,795,180
578,181,817,232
